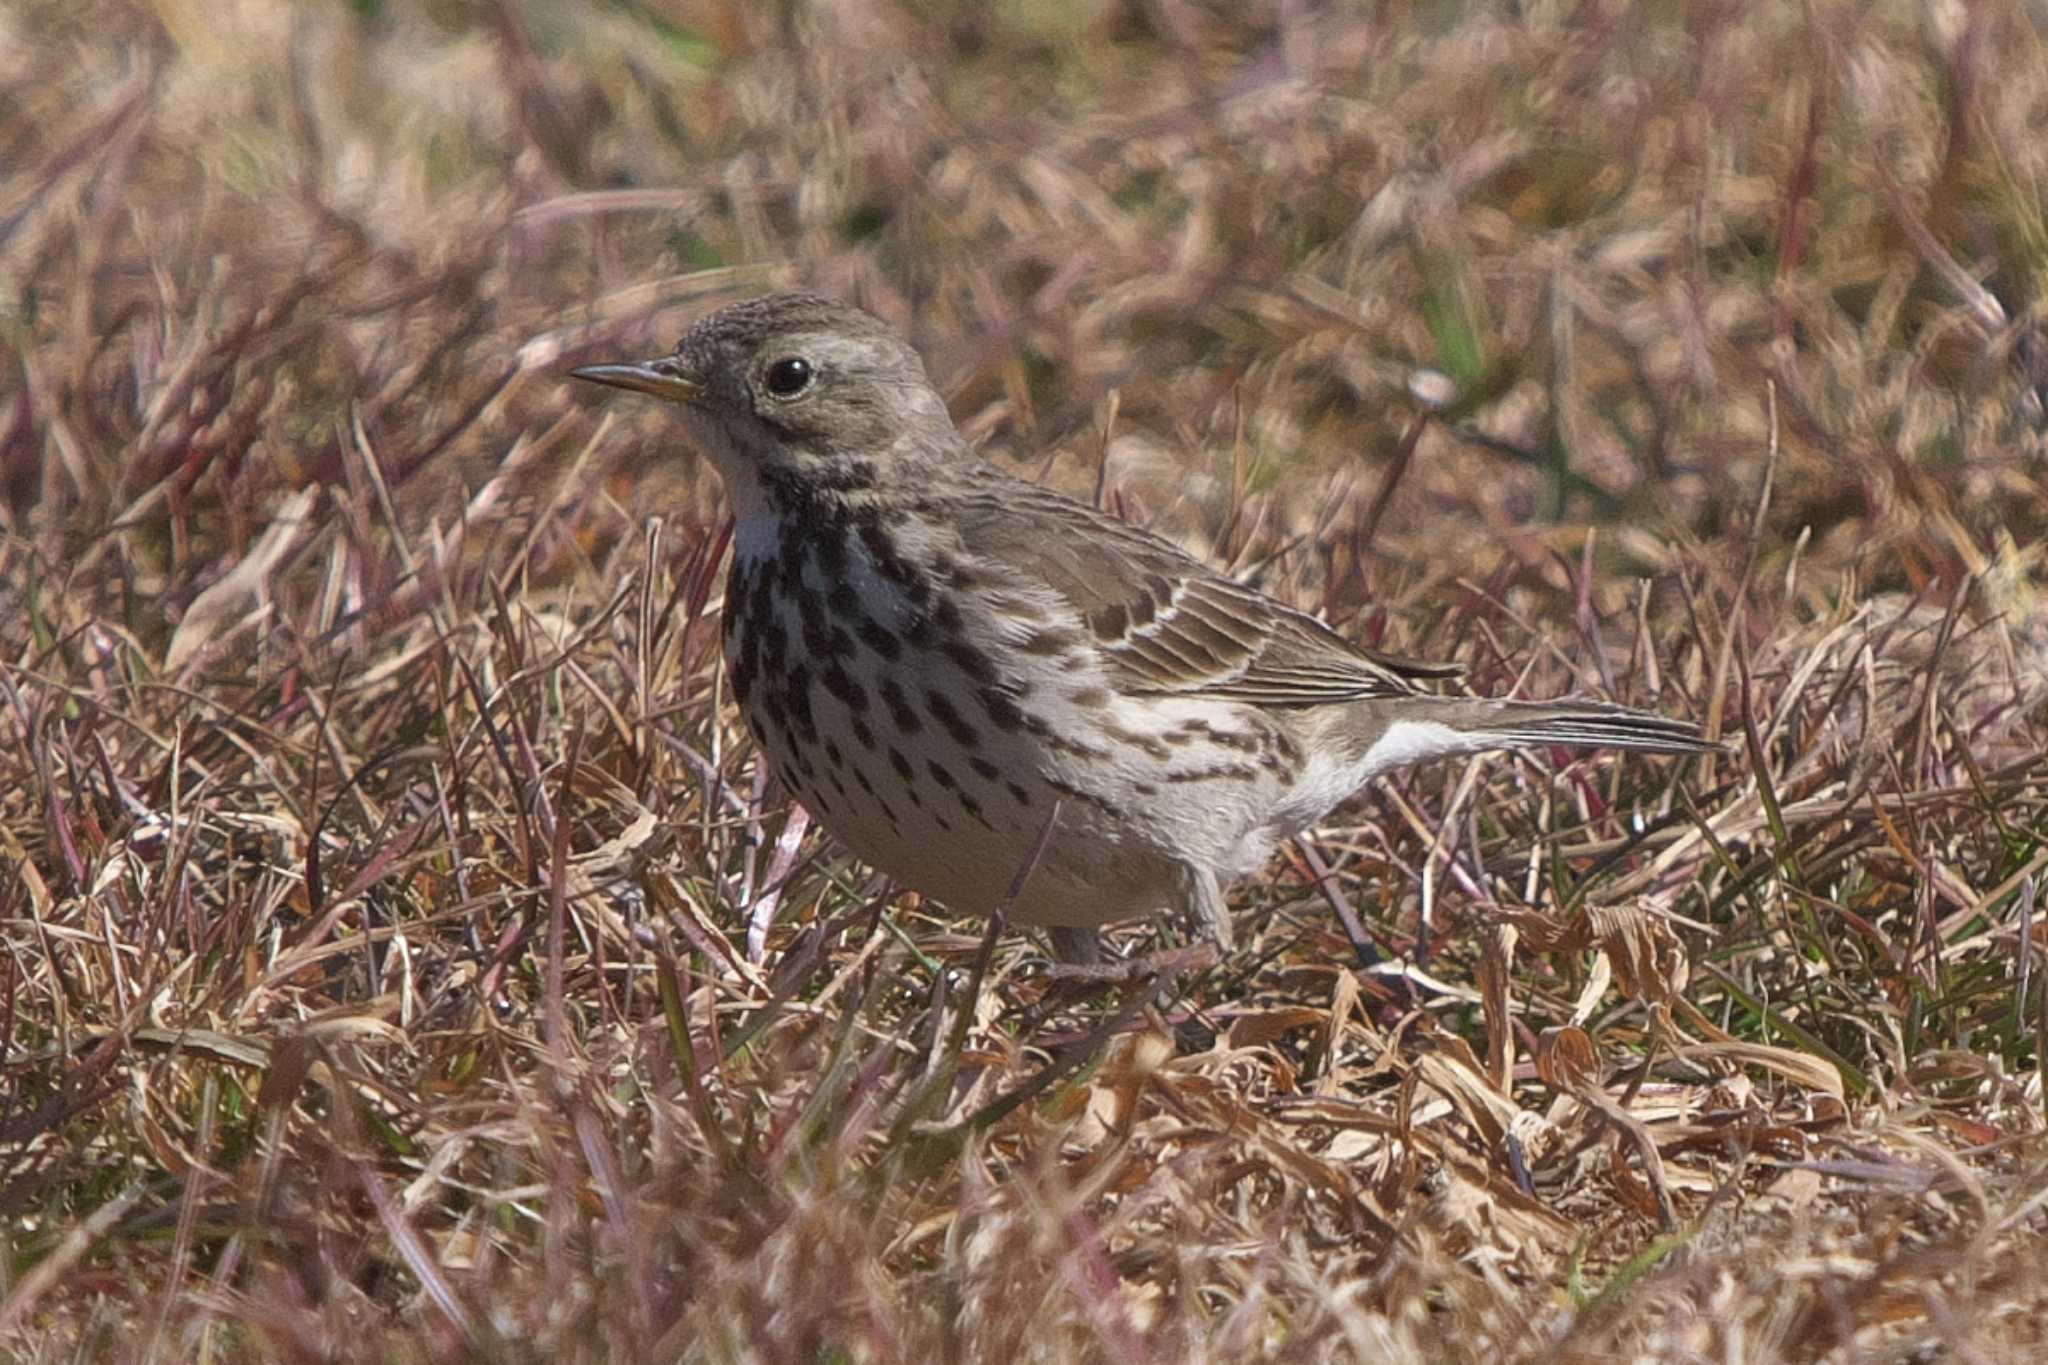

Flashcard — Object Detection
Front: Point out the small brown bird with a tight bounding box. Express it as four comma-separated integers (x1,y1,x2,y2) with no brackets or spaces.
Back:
574,293,1711,962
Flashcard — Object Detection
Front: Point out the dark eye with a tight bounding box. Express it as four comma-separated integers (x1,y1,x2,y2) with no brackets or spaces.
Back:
763,356,813,398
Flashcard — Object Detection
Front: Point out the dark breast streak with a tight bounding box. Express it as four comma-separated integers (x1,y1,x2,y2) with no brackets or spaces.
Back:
719,488,1055,912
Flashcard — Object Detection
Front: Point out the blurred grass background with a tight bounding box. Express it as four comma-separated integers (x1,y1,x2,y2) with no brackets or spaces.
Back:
4,1,2048,1360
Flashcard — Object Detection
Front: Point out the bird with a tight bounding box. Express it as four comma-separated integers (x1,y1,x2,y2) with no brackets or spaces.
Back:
572,292,1714,964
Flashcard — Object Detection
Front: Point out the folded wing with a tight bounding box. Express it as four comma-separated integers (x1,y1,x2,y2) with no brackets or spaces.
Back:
956,477,1461,706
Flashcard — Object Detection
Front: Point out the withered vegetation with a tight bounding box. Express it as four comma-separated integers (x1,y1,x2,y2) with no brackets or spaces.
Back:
4,1,2047,1360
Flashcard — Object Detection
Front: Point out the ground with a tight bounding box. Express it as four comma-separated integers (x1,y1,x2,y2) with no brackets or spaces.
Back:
3,1,2047,1360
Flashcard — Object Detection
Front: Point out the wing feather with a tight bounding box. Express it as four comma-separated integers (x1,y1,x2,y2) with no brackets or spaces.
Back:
954,476,1458,705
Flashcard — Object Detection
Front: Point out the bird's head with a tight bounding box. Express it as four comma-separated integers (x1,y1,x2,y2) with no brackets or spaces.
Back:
572,292,956,516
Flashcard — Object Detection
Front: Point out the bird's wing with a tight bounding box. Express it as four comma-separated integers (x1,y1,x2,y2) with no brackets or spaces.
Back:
955,478,1459,705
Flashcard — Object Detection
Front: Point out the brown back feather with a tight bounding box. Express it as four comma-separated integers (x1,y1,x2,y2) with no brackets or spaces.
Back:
954,475,1460,705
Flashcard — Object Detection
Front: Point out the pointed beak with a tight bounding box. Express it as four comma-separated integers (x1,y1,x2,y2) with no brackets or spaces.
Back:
569,358,703,404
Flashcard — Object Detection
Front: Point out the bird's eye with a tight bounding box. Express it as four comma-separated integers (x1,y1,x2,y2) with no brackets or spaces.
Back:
763,356,814,398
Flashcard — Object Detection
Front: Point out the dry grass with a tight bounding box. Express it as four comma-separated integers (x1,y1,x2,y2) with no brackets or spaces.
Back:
4,0,2048,1359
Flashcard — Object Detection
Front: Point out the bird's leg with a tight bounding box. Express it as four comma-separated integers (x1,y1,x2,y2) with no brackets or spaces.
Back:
1048,925,1102,966
1045,865,1229,992
1177,862,1234,953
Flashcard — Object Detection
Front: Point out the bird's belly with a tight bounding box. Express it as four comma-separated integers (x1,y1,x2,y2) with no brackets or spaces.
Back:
722,537,1177,927
719,532,1336,932
739,681,1183,927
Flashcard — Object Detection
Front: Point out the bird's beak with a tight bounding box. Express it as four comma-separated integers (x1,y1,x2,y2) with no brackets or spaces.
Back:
569,358,703,404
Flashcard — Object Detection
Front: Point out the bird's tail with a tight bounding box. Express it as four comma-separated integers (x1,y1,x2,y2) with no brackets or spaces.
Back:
1337,697,1718,782
1453,698,1716,755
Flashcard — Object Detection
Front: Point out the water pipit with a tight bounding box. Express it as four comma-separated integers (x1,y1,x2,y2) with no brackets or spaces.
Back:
573,293,1713,963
